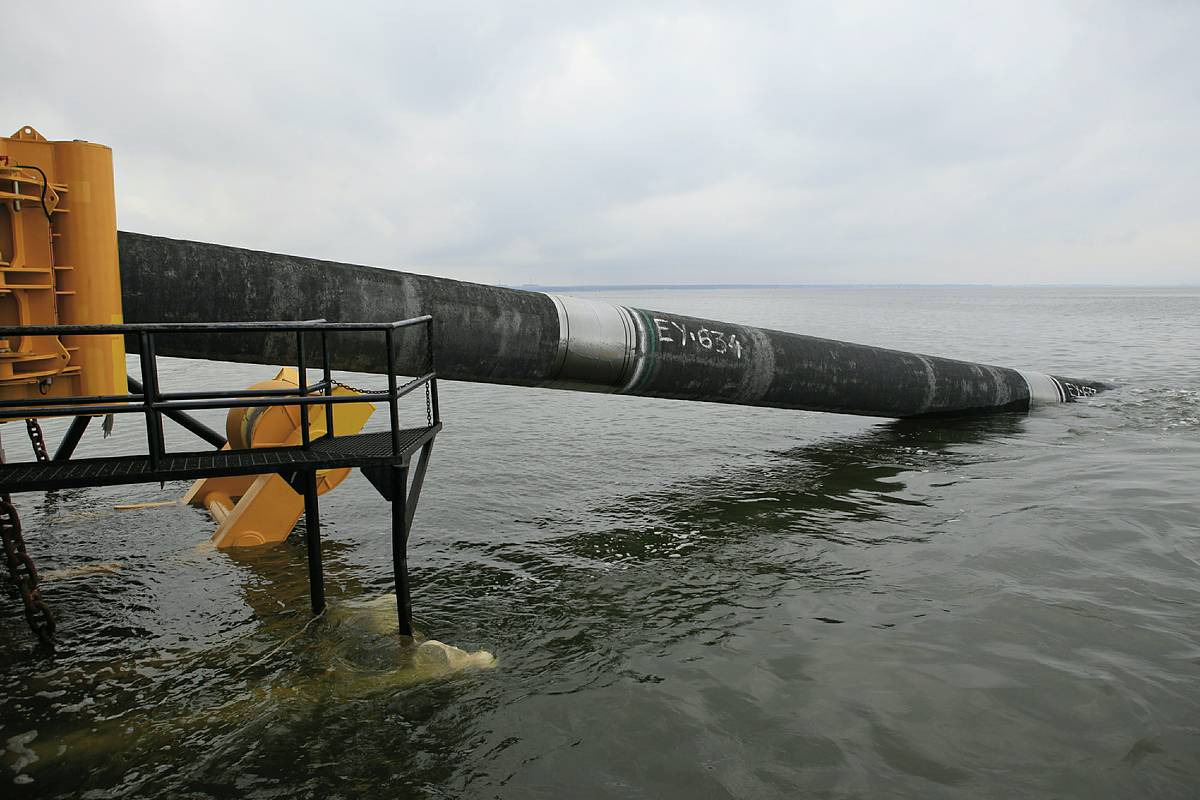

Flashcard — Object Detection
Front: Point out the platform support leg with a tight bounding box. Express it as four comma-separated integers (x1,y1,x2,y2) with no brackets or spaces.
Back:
390,465,413,637
405,441,434,530
53,416,92,462
302,470,325,615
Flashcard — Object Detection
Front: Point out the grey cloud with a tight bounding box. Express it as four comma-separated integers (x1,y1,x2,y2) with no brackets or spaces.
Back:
9,1,1199,285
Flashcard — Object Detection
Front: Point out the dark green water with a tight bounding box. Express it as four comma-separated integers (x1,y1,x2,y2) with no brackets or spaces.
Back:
2,287,1198,798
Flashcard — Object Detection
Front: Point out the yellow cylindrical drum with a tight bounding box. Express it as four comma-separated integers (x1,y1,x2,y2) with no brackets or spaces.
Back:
0,126,126,405
50,138,125,397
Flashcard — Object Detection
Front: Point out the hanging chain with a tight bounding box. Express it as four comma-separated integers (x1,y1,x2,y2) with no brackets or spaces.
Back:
327,378,432,427
25,418,49,462
329,380,433,426
329,379,388,396
0,495,55,646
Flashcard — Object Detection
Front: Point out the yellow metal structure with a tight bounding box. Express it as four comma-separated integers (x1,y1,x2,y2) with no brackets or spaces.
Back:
0,126,368,548
0,125,125,406
183,368,374,548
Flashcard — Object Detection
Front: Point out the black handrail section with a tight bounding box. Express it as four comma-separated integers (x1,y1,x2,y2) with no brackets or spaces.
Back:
0,317,442,636
0,318,440,461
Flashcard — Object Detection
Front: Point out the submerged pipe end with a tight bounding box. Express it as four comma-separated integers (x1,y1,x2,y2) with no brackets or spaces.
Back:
1020,371,1113,408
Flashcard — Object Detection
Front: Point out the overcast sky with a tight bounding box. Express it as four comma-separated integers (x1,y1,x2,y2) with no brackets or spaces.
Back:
10,2,1199,285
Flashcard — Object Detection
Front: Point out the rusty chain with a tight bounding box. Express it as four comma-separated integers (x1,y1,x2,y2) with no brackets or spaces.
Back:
330,380,433,426
0,495,55,646
0,428,56,645
25,418,49,462
329,379,387,395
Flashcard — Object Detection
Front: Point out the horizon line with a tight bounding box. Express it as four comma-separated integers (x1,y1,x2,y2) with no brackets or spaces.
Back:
504,282,1199,291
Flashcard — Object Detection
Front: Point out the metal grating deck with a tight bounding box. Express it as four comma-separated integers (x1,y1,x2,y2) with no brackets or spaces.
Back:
0,426,439,493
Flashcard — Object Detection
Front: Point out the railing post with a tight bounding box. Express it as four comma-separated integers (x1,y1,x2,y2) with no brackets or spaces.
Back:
425,318,435,374
297,329,310,449
321,329,333,440
426,319,440,425
149,333,167,464
138,332,161,470
386,328,400,456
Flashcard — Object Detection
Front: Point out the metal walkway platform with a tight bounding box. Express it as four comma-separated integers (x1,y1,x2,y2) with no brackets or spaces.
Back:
0,427,439,493
0,317,441,642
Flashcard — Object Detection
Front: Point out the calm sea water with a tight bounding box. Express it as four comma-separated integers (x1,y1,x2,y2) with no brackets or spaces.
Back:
2,287,1198,798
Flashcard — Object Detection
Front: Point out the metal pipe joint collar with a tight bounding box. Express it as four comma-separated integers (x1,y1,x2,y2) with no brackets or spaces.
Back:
544,294,638,391
1017,370,1069,408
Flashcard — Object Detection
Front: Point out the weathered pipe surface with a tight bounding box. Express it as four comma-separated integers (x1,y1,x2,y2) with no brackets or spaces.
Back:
118,232,560,386
118,232,1106,418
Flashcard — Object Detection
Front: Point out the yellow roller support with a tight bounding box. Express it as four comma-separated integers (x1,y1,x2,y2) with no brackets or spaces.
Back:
0,125,125,406
183,368,374,548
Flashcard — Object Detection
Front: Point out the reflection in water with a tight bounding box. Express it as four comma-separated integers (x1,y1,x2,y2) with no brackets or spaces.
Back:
225,536,369,622
464,414,1028,623
1,407,1195,796
563,414,1026,561
3,581,497,792
2,414,1023,794
1,514,501,793
6,288,1197,797
420,416,1030,716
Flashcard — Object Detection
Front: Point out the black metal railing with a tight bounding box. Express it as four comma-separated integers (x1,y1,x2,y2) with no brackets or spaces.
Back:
0,317,439,468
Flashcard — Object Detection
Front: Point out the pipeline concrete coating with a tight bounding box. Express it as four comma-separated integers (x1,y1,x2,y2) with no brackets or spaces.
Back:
117,232,1107,418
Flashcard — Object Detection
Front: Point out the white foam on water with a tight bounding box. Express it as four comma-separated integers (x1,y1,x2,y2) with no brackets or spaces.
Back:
6,729,38,783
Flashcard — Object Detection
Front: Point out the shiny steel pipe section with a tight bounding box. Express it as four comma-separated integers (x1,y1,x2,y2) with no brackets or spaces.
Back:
544,295,638,391
1019,370,1070,409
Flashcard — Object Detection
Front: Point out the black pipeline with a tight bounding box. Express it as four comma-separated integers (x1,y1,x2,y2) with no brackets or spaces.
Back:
117,232,1105,418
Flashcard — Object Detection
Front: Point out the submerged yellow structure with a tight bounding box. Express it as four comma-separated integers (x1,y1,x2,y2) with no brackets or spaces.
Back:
183,367,373,548
0,125,125,403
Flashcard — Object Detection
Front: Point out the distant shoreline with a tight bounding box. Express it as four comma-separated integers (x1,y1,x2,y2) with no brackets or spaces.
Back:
504,283,1198,292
